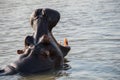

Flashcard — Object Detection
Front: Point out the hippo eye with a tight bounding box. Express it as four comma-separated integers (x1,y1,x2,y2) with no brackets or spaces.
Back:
40,50,50,60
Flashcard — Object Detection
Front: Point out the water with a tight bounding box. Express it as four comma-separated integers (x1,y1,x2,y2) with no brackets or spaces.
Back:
0,0,120,80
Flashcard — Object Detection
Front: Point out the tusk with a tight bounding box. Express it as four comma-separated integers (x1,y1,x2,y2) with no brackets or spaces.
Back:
64,38,68,46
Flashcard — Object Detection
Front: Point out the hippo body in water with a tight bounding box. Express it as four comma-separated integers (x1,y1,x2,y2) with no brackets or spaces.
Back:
0,8,71,76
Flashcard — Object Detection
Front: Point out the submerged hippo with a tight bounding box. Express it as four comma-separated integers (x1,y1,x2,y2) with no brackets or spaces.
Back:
0,8,71,76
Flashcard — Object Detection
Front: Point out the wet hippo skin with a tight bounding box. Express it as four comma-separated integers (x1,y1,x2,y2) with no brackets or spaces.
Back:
0,8,71,76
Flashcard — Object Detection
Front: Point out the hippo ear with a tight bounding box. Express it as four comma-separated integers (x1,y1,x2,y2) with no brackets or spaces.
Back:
45,8,60,31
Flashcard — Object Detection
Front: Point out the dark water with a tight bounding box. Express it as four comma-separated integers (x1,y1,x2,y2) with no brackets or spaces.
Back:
0,0,120,80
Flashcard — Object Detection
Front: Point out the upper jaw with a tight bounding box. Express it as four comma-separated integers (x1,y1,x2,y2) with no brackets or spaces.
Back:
30,8,60,32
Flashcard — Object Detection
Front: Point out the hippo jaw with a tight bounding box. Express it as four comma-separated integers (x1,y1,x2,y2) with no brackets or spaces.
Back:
1,41,54,75
32,13,49,44
30,8,60,45
14,43,54,73
30,8,60,31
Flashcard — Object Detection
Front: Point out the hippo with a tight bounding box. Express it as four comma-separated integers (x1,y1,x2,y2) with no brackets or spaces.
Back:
0,8,71,76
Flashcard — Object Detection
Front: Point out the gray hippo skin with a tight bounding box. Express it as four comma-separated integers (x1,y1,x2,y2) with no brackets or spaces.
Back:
0,8,71,76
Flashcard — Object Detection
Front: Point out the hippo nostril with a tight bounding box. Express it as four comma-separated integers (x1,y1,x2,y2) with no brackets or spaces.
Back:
42,8,48,18
42,8,45,16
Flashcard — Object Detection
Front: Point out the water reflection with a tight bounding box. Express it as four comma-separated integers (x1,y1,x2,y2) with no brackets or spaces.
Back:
17,69,71,80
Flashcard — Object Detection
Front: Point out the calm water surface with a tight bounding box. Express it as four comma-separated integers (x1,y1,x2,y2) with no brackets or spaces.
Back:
0,0,120,80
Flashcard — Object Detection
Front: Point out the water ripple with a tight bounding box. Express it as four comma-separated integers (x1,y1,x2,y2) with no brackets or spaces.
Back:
0,0,120,80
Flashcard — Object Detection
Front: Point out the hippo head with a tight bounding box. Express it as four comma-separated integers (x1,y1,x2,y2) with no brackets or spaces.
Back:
0,8,69,75
30,8,60,44
14,9,62,73
15,35,55,73
30,8,60,31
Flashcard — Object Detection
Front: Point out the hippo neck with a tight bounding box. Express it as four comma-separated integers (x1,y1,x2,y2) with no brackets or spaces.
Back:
33,18,49,45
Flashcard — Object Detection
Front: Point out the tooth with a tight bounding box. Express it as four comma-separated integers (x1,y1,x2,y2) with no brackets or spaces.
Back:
58,41,62,45
64,38,68,46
